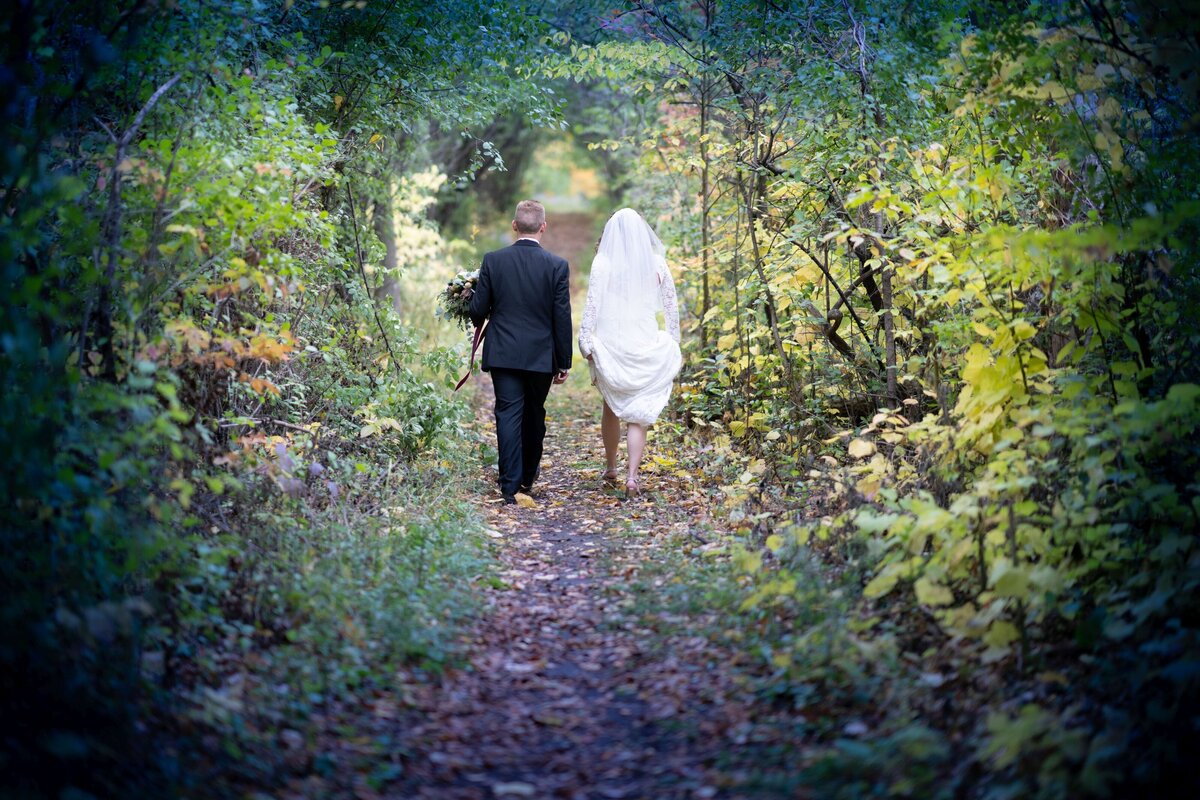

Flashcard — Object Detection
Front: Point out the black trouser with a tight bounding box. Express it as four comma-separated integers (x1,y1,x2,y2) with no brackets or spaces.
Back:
490,368,554,498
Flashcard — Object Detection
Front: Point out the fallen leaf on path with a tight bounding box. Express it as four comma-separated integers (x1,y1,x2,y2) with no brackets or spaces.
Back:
843,720,869,736
492,781,536,797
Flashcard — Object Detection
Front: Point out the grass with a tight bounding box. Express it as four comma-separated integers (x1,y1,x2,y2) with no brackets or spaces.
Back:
162,391,502,796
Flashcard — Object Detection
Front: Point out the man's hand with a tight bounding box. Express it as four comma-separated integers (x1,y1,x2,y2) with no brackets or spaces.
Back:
553,370,569,385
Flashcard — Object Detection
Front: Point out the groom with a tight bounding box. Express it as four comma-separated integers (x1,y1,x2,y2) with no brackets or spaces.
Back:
468,199,572,504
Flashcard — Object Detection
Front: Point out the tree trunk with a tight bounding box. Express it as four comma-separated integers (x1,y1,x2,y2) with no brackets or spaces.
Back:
882,260,897,405
96,72,182,382
743,172,795,391
699,76,712,351
372,186,403,316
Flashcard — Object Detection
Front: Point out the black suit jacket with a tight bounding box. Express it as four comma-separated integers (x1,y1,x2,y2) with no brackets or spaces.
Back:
468,240,572,374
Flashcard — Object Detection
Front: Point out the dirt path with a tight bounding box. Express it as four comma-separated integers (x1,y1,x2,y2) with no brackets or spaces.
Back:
385,374,764,800
539,211,600,280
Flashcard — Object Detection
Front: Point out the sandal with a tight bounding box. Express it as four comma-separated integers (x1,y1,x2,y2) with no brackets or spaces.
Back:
602,468,620,485
625,479,640,499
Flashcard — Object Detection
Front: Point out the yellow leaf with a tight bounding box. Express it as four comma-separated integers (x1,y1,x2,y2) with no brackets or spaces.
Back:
984,620,1020,648
856,475,882,498
848,438,876,458
514,492,537,508
734,548,763,574
914,577,954,606
962,343,991,384
992,564,1030,599
1012,320,1037,341
1029,80,1069,101
1097,96,1122,121
864,566,900,598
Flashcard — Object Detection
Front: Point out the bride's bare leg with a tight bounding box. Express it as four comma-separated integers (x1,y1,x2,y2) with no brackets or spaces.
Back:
601,401,620,478
626,423,647,490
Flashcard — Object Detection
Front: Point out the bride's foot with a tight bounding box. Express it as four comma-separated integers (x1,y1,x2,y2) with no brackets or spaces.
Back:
602,468,619,484
624,478,640,499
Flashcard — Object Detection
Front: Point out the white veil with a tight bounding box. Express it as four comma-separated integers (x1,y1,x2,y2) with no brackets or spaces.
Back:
588,208,666,348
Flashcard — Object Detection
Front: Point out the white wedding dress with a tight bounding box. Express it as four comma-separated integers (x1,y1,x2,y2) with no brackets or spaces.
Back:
578,209,682,426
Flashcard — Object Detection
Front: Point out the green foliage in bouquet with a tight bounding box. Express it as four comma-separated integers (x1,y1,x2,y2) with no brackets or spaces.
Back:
439,269,480,331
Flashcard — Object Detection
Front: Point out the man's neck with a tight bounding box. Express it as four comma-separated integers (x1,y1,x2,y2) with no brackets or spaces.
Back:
516,235,541,243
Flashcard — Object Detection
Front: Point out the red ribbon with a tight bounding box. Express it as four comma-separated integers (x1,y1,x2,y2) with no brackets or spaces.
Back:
454,320,488,391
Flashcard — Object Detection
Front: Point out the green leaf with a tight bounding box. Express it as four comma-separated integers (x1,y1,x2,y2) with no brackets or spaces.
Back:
1167,383,1200,406
855,510,900,534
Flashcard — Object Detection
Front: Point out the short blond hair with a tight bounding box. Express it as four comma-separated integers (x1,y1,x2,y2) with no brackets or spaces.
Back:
513,199,546,234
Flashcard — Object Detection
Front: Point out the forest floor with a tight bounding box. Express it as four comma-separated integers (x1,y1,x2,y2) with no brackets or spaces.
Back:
254,372,809,800
356,372,799,800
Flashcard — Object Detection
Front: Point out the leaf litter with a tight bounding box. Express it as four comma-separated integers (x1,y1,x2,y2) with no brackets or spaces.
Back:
354,373,797,799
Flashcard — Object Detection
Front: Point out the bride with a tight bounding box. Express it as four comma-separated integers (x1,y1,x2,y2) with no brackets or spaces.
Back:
578,208,682,498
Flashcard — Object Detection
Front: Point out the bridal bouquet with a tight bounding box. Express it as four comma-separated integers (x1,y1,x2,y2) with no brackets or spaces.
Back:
438,269,478,330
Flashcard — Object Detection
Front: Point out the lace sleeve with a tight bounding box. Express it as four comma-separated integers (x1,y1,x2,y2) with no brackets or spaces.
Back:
659,260,680,343
578,282,599,357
